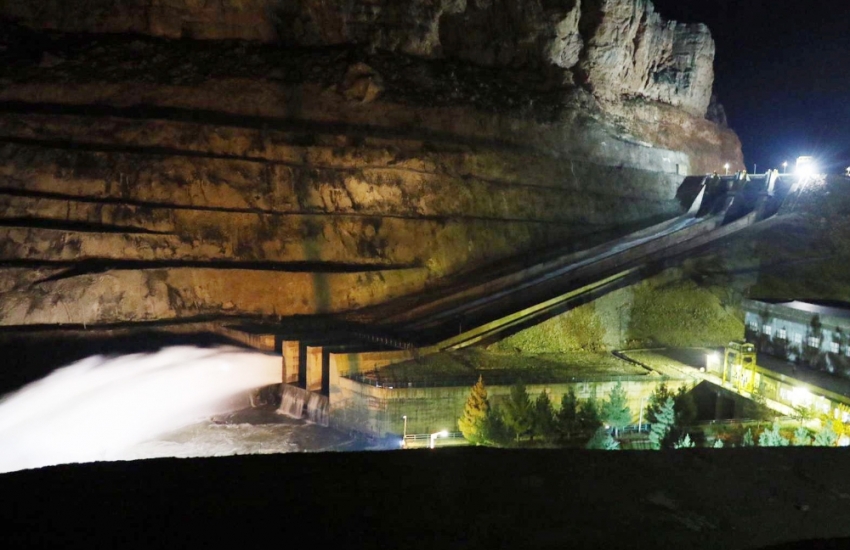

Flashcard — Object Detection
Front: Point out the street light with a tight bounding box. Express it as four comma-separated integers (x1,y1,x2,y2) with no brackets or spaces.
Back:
724,163,730,175
430,429,449,449
782,161,788,174
402,415,408,449
638,395,647,433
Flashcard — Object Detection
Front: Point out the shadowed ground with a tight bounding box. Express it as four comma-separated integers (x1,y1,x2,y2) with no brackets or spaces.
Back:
2,448,850,549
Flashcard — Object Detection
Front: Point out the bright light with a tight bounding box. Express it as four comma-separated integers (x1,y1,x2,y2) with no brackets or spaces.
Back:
723,163,730,175
430,430,450,449
795,156,817,177
0,346,282,473
790,387,812,405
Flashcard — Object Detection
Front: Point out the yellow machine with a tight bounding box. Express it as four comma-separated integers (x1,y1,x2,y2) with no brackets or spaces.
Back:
723,341,758,393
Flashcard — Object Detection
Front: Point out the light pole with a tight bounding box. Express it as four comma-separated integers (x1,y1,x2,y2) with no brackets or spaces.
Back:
724,163,730,175
638,395,647,433
782,161,788,174
402,415,408,448
430,429,449,449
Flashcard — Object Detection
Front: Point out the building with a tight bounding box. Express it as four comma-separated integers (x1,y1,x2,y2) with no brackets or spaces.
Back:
743,299,850,375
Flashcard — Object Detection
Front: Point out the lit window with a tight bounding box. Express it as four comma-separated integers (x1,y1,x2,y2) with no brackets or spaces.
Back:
831,342,840,353
808,337,821,348
778,328,787,340
763,325,772,336
749,321,758,331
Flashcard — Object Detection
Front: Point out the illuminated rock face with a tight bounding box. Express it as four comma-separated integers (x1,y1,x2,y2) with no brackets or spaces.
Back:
0,1,742,327
3,0,713,116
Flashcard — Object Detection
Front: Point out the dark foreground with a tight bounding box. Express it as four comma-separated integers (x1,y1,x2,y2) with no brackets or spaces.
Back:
2,448,850,549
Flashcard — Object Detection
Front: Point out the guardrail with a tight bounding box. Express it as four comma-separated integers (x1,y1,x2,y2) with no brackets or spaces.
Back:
342,370,672,389
403,431,465,448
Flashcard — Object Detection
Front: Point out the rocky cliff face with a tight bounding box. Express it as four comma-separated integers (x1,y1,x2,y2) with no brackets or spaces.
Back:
3,0,715,116
0,0,743,329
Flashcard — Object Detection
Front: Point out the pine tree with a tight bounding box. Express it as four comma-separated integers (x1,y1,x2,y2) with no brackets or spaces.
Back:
741,428,755,447
793,425,811,446
586,427,620,450
458,375,490,445
674,433,695,449
483,406,512,447
649,397,675,450
713,439,724,449
602,382,632,437
532,390,556,440
645,383,673,424
814,422,838,447
503,381,533,441
758,421,790,447
576,398,602,434
556,389,578,440
673,386,697,428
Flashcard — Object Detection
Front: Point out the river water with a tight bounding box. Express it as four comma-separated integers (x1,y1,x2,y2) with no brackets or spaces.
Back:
0,345,383,473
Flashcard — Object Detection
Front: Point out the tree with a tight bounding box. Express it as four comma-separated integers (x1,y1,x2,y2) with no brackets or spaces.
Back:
741,428,755,447
576,398,602,434
458,375,490,445
674,434,695,449
503,381,533,441
758,421,790,447
649,397,675,450
674,386,697,429
602,382,632,436
713,439,724,449
793,425,811,446
483,406,512,447
814,422,838,447
645,383,673,424
555,389,578,440
532,390,556,440
586,427,620,450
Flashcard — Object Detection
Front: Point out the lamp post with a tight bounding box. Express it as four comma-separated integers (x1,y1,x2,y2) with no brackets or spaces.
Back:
724,163,730,175
430,430,449,449
638,395,647,433
782,161,788,174
402,415,408,448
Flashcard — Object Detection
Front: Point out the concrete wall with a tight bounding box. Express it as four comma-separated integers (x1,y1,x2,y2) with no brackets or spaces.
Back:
329,375,690,437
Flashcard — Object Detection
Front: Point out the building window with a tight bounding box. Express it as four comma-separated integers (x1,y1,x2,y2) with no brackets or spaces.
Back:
793,333,803,344
778,328,787,340
763,325,772,336
749,321,758,331
831,342,840,353
808,336,821,348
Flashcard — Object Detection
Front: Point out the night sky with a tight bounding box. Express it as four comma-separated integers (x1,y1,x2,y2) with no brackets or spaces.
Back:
652,0,850,173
